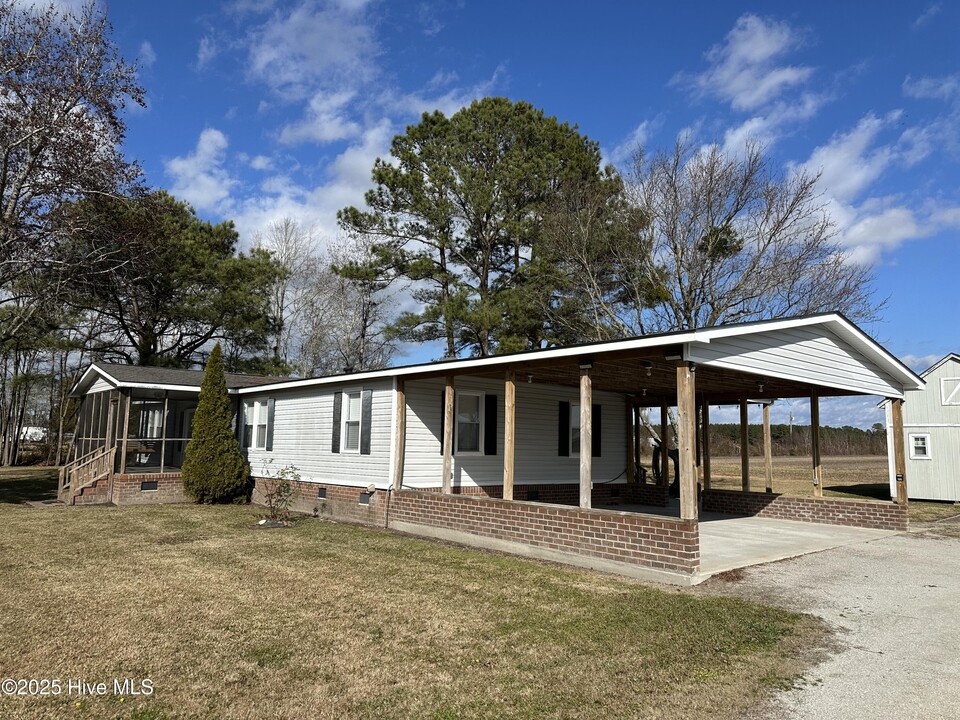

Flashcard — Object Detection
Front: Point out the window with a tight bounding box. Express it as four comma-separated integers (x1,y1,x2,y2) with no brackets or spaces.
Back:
332,388,372,456
456,393,482,454
909,434,931,460
570,403,581,456
244,399,274,450
941,378,960,406
342,391,362,452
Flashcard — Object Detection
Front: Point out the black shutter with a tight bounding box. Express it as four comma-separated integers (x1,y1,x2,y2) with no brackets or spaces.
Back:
558,401,570,456
592,403,601,457
331,391,342,453
265,397,276,451
439,391,445,455
483,394,497,455
359,389,373,455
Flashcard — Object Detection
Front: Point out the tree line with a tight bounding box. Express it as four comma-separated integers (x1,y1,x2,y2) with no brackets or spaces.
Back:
0,1,881,465
707,423,888,457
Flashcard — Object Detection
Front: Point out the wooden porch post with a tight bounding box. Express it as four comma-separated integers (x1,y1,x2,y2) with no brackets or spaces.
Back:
763,402,774,493
891,398,908,504
159,392,169,473
740,399,750,491
392,379,406,491
120,391,131,475
442,376,455,494
579,366,592,508
677,364,698,521
811,393,823,497
702,401,711,490
503,370,516,500
659,402,669,486
626,397,636,484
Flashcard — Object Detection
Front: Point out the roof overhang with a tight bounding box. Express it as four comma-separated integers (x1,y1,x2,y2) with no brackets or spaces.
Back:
236,313,924,401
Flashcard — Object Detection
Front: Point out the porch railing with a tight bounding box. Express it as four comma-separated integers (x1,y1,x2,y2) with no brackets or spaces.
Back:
58,446,116,504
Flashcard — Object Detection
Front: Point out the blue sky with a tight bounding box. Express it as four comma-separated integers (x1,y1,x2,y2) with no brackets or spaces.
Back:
72,1,960,424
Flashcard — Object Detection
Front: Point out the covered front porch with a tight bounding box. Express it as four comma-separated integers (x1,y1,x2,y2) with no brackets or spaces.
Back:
387,314,922,582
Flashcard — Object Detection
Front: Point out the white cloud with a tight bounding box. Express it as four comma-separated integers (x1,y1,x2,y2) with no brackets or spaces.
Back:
249,154,274,171
676,14,813,112
246,0,378,101
900,354,941,373
608,119,658,166
138,41,156,68
196,35,218,70
278,90,361,145
165,128,237,214
903,73,960,103
912,3,942,29
801,113,899,204
380,64,506,120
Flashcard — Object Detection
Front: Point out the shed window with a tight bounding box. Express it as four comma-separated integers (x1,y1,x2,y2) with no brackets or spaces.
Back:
456,393,482,454
941,378,960,406
909,434,931,460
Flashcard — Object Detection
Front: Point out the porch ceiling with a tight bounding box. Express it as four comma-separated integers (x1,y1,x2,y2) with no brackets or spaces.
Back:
434,349,857,404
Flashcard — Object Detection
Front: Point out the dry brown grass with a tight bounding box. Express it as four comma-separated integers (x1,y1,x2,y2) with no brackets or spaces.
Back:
708,455,960,523
0,498,821,720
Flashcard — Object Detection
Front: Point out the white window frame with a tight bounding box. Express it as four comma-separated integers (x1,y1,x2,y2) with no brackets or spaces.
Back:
341,389,363,454
909,433,932,460
455,392,484,456
243,400,270,450
941,378,960,406
570,403,581,457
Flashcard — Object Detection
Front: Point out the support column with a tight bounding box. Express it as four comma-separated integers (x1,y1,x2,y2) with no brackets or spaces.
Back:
702,401,711,490
891,398,908,505
763,402,773,493
659,403,669,486
442,376,455,494
811,393,822,497
503,370,516,501
159,392,169,473
626,397,636,484
579,367,593,508
392,380,406,491
740,398,750,492
120,391,131,474
677,364,698,521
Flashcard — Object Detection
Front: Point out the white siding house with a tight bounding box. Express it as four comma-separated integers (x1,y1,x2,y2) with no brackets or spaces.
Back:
885,354,960,501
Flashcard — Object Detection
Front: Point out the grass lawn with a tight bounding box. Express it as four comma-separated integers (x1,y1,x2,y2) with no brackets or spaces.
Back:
0,466,59,504
708,455,960,523
0,472,821,720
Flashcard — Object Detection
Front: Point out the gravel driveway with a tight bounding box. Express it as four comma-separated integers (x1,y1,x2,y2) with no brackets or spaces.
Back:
703,527,960,720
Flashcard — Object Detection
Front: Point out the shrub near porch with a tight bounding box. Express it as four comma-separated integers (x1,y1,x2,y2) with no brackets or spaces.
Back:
0,503,819,720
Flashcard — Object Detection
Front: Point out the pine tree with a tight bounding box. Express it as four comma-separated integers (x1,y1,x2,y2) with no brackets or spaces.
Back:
182,343,249,502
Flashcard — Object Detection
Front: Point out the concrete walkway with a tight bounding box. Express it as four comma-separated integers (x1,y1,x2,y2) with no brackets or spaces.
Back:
704,530,960,720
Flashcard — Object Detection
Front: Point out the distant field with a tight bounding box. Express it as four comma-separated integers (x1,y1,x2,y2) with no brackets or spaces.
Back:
706,455,960,522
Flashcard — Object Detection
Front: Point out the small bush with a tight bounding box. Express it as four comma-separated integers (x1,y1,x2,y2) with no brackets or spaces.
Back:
259,463,298,522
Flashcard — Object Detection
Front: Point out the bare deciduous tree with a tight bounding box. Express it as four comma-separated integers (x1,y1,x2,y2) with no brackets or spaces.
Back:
0,0,144,340
611,139,879,334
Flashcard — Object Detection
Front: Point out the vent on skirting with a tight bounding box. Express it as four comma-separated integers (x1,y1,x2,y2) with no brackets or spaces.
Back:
140,480,158,491
317,487,327,499
359,492,371,506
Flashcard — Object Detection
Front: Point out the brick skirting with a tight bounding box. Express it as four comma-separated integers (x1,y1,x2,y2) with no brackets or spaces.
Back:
701,489,908,531
389,489,700,576
112,473,191,505
417,482,671,507
251,477,390,528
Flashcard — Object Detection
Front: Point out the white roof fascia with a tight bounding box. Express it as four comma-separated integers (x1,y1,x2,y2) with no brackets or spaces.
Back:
236,313,924,396
71,364,120,396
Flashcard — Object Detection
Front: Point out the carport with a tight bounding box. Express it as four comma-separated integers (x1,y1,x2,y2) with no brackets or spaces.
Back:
388,312,924,584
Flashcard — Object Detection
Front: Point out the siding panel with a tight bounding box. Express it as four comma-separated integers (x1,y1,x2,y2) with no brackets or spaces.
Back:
402,376,627,489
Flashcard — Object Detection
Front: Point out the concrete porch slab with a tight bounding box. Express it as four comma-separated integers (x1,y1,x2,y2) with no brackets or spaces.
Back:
698,515,899,578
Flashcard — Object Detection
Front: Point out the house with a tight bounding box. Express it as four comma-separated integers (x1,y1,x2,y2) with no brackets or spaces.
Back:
883,353,960,502
62,313,923,583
